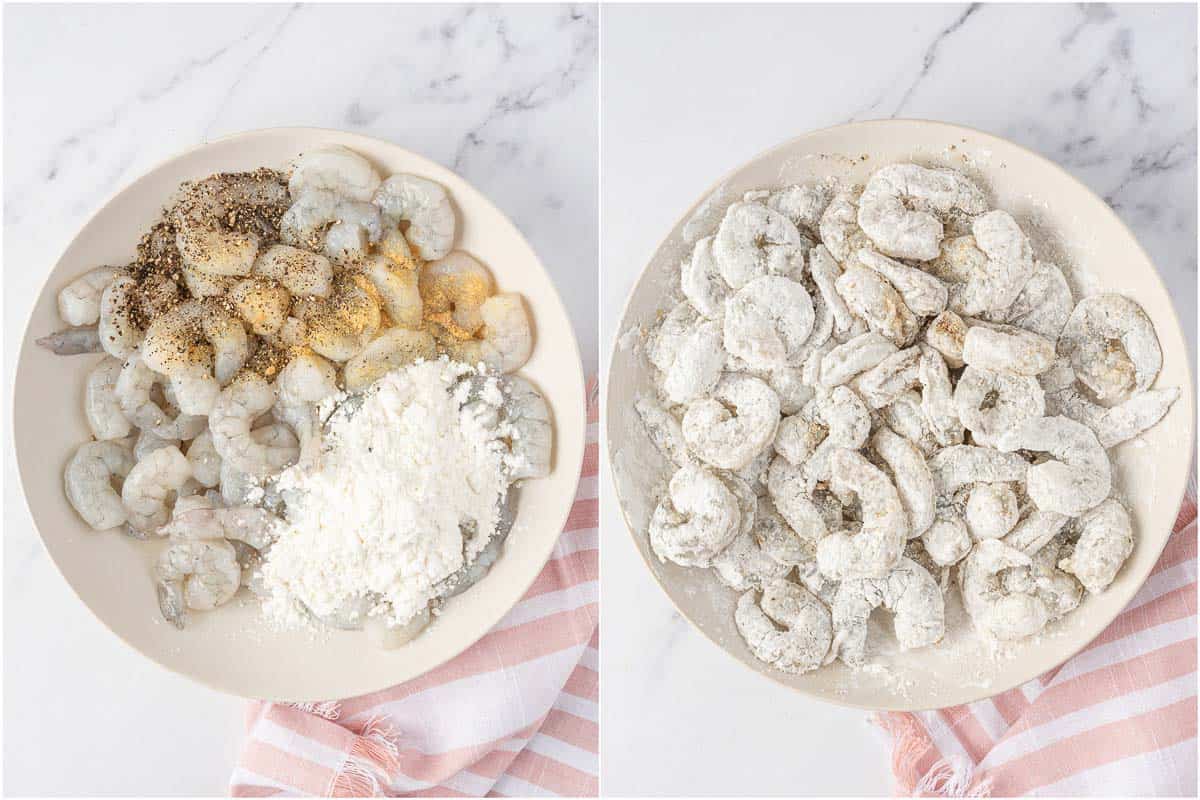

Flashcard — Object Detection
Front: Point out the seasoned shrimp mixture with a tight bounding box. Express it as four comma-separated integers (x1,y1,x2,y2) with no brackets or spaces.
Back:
44,145,552,646
635,162,1180,675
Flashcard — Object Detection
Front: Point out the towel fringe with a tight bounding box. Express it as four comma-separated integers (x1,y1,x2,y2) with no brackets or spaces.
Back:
286,700,342,720
330,756,383,798
913,756,992,797
328,716,405,797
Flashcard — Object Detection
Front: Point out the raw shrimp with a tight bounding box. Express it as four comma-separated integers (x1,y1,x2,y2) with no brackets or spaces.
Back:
280,188,339,250
133,429,180,462
872,427,935,538
97,275,144,358
84,356,132,440
856,249,948,317
361,255,422,328
419,251,493,336
916,344,964,447
289,146,381,202
186,431,222,488
921,515,972,566
856,163,987,260
818,187,874,268
959,539,1050,641
712,201,808,289
819,331,899,387
209,375,285,479
301,273,382,362
253,244,334,298
961,325,1055,376
323,200,385,264
64,440,135,530
1048,385,1181,448
228,278,291,336
680,235,729,319
808,244,864,339
159,505,276,552
835,267,918,346
994,260,1073,343
141,299,249,387
767,182,833,235
451,292,533,374
635,396,689,466
953,366,1045,447
116,352,209,439
923,310,967,368
504,376,553,480
994,415,1111,516
928,445,1029,496
155,538,241,629
816,449,909,580
273,352,339,462
831,558,944,666
648,462,741,567
172,172,287,276
964,482,1019,540
766,456,829,543
1058,293,1162,402
853,347,920,409
181,264,235,298
373,173,456,261
681,374,781,470
58,266,119,326
37,326,103,355
734,580,832,674
948,211,1036,317
1058,498,1134,593
121,445,192,532
722,275,815,368
343,328,436,391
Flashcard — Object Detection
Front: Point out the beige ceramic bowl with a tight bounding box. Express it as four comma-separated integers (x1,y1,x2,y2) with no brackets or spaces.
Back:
13,128,586,701
606,119,1194,711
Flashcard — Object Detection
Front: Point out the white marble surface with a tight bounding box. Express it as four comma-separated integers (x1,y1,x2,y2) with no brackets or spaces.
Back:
599,3,1195,796
3,4,596,795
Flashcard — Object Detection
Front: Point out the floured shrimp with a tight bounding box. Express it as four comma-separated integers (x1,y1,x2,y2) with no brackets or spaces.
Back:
964,482,1019,541
773,414,824,467
853,346,920,409
64,440,135,530
818,187,874,268
735,446,773,496
121,445,192,532
754,496,818,566
755,363,815,415
373,173,456,261
1048,385,1181,448
58,267,120,326
635,396,689,467
1003,509,1069,556
289,146,382,202
713,526,790,591
948,211,1036,316
155,538,241,629
84,357,132,440
768,182,833,235
650,304,724,404
209,375,288,479
273,351,339,462
98,274,144,358
872,427,935,538
921,515,972,566
450,292,533,374
856,163,987,260
722,275,815,368
343,328,436,392
712,201,808,289
1029,535,1083,620
503,376,553,480
734,580,832,674
835,267,918,346
186,431,222,489
680,235,729,318
253,244,334,298
819,331,898,387
766,456,828,543
923,310,968,368
961,325,1055,376
681,374,780,470
992,260,1073,343
882,390,938,455
995,415,1111,516
141,299,249,389
831,558,944,665
420,251,493,336
648,463,742,567
816,449,908,580
929,445,1029,496
1058,293,1162,402
856,249,947,317
916,344,964,447
959,539,1050,641
808,244,864,339
953,366,1045,447
228,278,291,337
798,386,871,485
171,172,288,277
1058,498,1134,593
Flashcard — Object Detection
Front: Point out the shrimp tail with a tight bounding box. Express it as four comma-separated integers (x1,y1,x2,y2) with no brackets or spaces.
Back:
37,326,102,355
157,581,187,629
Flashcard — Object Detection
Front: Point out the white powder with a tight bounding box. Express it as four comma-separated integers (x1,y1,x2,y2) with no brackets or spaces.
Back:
260,358,510,630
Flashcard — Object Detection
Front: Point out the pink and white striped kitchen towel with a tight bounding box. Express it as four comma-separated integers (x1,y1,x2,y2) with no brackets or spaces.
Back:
877,486,1197,797
230,382,599,797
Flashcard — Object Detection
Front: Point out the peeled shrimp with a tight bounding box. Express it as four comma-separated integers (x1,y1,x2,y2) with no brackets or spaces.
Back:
121,445,192,532
64,440,135,530
159,505,276,552
635,396,689,467
228,278,291,336
808,243,864,339
97,275,144,358
362,255,422,328
853,346,920,409
953,366,1045,447
872,427,935,538
420,252,493,335
1048,385,1181,448
856,163,987,261
995,415,1111,516
172,173,287,276
504,376,553,480
948,211,1036,317
929,445,1029,496
712,529,790,592
712,201,808,289
856,249,948,317
819,331,899,387
141,299,248,388
272,352,338,463
373,173,456,260
253,244,334,298
37,326,103,355
818,187,874,268
681,374,780,470
648,463,742,567
84,357,133,440
680,235,729,319
453,292,533,374
831,558,944,666
993,260,1073,343
209,375,285,479
835,267,918,346
323,200,385,264
916,344,964,447
921,515,972,567
58,267,119,326
343,328,436,392
649,302,722,404
722,275,815,368
156,538,241,628
959,539,1049,641
964,482,1020,540
301,273,382,362
816,449,909,580
1058,498,1134,593
961,325,1055,376
289,146,381,202
734,580,832,674
186,431,222,488
116,352,208,439
767,182,833,235
1058,293,1162,402
1003,509,1069,556
923,310,967,368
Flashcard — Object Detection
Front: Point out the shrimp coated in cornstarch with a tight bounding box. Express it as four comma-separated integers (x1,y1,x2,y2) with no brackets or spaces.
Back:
712,201,809,289
734,580,832,674
648,463,742,568
923,310,968,368
712,528,790,592
797,385,871,486
872,427,935,538
84,357,133,440
964,482,1020,541
373,173,456,261
1047,385,1181,448
853,346,921,409
288,146,382,203
835,267,918,346
959,539,1050,641
819,331,899,387
681,374,781,470
953,366,1045,447
1057,293,1163,402
651,306,725,405
856,163,987,261
808,244,865,340
98,275,144,358
1003,509,1069,556
856,249,948,317
818,187,875,269
768,182,834,235
361,255,422,329
916,344,964,447
928,445,1029,496
58,267,120,326
121,445,192,532
921,515,972,566
64,440,136,530
948,211,1036,317
420,251,494,336
722,275,815,369
992,260,1074,343
831,558,945,666
994,415,1111,516
680,236,729,319
503,376,553,481
635,396,689,467
766,456,829,544
156,538,241,629
343,328,437,392
209,375,285,479
816,449,909,580
961,325,1055,376
1058,498,1134,593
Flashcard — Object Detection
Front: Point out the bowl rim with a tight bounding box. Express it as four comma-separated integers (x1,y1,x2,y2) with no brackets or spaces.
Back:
603,117,1196,711
12,125,587,699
